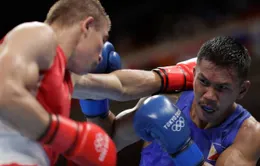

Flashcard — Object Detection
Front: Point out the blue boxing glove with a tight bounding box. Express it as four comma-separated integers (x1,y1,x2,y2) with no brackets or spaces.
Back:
93,41,121,73
133,95,204,166
80,42,121,118
80,99,109,118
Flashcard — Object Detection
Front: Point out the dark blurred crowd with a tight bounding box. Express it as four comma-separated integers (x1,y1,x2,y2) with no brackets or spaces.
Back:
102,0,260,52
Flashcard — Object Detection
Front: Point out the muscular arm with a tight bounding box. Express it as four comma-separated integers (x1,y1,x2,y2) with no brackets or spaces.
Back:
73,69,161,101
73,57,196,101
0,22,57,140
216,117,260,166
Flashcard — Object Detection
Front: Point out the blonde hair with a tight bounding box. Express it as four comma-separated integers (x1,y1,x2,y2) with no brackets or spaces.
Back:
45,0,110,29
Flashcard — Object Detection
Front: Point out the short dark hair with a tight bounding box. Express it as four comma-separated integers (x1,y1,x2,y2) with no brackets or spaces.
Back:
197,36,251,80
45,0,111,29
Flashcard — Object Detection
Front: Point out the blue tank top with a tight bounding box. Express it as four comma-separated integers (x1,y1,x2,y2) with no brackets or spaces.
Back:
140,91,251,166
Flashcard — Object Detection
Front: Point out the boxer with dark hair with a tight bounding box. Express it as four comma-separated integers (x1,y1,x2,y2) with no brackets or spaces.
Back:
81,36,260,165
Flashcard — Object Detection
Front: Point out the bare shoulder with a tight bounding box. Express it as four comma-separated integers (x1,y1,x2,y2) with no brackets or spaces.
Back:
215,116,260,166
9,21,53,32
3,21,57,70
0,22,58,92
235,116,260,148
6,21,56,46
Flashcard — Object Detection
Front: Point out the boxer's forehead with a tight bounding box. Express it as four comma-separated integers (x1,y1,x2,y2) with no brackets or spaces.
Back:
196,59,239,86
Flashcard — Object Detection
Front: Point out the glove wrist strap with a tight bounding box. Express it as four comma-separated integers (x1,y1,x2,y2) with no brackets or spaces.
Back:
170,138,192,158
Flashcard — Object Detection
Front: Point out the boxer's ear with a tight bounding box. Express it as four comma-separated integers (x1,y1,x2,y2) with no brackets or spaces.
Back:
237,80,250,100
81,16,94,34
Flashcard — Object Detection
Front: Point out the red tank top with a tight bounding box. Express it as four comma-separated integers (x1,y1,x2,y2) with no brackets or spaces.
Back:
0,36,73,165
37,46,73,165
0,35,73,166
36,46,73,117
0,38,73,117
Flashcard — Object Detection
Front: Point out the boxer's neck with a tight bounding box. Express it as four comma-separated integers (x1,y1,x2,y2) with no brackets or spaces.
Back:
49,23,81,60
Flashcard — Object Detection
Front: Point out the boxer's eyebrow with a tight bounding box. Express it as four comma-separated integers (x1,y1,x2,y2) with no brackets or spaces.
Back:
198,73,208,80
200,73,232,87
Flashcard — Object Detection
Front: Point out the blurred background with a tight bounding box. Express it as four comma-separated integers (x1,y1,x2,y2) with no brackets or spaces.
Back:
1,0,260,165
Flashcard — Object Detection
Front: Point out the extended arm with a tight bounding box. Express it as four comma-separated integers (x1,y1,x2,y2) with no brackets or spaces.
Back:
74,69,161,100
73,58,196,101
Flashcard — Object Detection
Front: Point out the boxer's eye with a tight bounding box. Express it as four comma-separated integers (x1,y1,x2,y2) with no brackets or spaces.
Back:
199,78,210,86
215,84,229,92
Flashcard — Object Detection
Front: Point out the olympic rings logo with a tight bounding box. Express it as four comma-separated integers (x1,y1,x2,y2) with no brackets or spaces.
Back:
171,117,185,132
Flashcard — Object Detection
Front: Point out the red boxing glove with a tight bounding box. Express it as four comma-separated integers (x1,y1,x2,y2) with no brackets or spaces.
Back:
152,57,196,94
38,114,117,166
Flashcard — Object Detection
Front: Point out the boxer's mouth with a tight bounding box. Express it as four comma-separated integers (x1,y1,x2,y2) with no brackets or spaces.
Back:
201,105,216,114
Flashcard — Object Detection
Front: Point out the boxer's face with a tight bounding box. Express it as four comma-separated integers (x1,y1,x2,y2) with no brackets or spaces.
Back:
71,17,109,75
193,59,250,123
